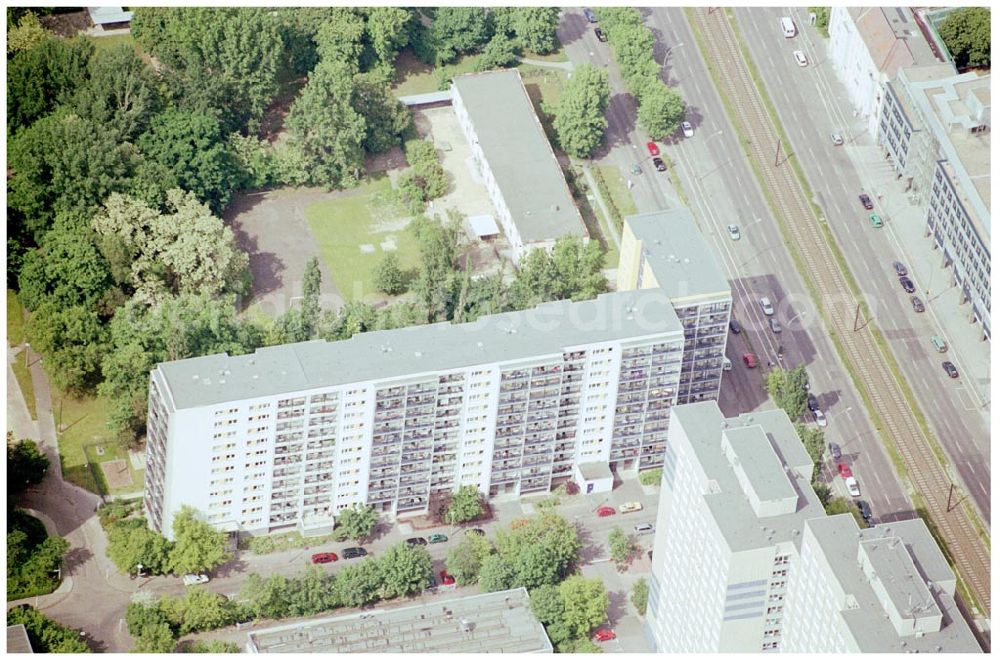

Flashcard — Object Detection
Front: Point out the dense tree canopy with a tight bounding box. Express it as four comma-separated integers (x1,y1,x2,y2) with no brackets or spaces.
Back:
431,7,492,64
554,64,610,158
492,7,560,55
335,504,379,542
445,485,485,524
475,33,519,71
7,605,90,653
938,7,991,69
106,517,172,576
167,506,231,575
7,435,50,494
7,37,93,136
351,69,412,154
71,43,160,143
766,365,810,421
636,80,686,139
7,510,69,601
6,10,49,55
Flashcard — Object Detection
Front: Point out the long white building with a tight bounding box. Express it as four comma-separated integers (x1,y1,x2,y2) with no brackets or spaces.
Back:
645,401,979,653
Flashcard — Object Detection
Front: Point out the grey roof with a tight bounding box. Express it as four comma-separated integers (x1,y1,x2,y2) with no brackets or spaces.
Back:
397,90,454,107
246,587,551,653
87,6,133,25
7,624,33,653
625,210,731,302
158,289,682,410
805,515,980,652
452,69,587,244
577,461,613,481
722,426,798,509
670,402,825,553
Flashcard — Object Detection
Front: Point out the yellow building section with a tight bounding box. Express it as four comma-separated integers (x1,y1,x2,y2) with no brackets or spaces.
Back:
617,218,661,292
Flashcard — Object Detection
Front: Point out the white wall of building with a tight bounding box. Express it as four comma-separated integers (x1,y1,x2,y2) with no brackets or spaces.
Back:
827,7,883,135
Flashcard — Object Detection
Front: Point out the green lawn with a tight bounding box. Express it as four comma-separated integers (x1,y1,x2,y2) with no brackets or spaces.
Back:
85,33,136,53
518,65,569,109
596,165,639,217
392,50,480,97
305,177,423,302
55,392,118,495
7,290,37,420
521,46,569,63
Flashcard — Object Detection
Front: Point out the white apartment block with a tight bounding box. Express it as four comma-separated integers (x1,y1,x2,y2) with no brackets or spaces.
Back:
644,401,979,653
451,69,589,264
878,67,991,339
827,7,943,135
144,290,687,539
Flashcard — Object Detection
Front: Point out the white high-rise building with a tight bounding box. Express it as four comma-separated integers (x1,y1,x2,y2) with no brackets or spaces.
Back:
645,401,980,653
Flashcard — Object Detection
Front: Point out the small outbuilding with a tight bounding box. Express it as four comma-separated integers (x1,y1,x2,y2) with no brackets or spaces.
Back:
574,461,614,495
465,214,501,241
87,7,134,29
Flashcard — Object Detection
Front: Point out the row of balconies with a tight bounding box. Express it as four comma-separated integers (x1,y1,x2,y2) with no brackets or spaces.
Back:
277,408,305,420
274,455,303,467
499,392,528,405
270,513,297,524
276,420,304,432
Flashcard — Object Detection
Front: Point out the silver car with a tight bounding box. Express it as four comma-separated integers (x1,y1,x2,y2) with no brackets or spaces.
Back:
769,318,782,333
759,297,774,315
727,224,741,240
681,121,694,138
830,132,844,146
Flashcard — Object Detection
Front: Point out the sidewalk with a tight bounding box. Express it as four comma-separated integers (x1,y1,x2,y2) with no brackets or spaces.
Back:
517,56,574,72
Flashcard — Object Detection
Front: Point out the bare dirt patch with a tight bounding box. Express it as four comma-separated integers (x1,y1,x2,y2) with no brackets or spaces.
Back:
101,459,132,490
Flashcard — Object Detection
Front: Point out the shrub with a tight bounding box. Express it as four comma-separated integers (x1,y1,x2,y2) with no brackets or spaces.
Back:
631,577,649,615
638,468,662,486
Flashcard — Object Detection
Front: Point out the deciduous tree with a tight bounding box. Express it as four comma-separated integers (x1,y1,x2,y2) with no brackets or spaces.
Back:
362,7,412,66
492,7,560,55
631,577,648,615
351,69,412,154
445,532,494,585
475,33,519,71
6,11,49,54
431,7,492,64
168,506,231,575
478,554,518,592
7,435,49,493
636,81,686,140
766,365,810,421
445,485,485,524
72,43,160,142
553,64,610,158
373,252,407,296
377,543,433,600
557,576,608,639
238,573,290,620
938,7,991,69
106,518,172,576
7,37,92,135
7,605,90,653
336,504,379,542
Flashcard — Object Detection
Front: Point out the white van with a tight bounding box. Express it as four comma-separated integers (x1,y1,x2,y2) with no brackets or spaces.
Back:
780,16,796,38
722,357,733,371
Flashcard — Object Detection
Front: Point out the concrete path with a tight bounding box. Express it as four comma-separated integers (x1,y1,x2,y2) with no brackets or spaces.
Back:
7,348,38,441
518,56,575,72
582,165,622,251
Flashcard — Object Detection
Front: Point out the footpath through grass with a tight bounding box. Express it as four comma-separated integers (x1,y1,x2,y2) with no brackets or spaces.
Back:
7,290,37,420
305,176,422,302
55,391,121,495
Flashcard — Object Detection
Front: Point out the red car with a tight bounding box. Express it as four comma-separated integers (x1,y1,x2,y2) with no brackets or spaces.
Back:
597,506,616,517
646,141,660,156
742,353,757,368
311,552,338,564
593,629,616,642
837,463,852,478
439,570,456,586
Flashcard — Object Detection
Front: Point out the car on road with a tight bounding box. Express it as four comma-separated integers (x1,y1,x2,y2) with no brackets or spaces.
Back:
594,27,607,42
583,7,597,23
406,537,427,547
830,132,844,146
634,523,655,535
910,296,925,313
727,224,741,240
428,533,448,544
311,552,338,564
759,296,774,315
619,501,643,514
630,162,642,175
646,141,660,156
942,361,959,379
807,393,819,411
769,318,782,333
681,121,694,138
743,353,757,368
828,442,842,460
837,463,853,478
814,409,827,427
468,528,486,537
593,629,617,642
793,50,808,67
869,213,883,228
343,547,368,559
729,319,741,334
183,574,210,586
845,476,861,497
652,157,666,171
893,261,908,276
857,500,873,523
597,505,616,517
858,193,874,210
931,335,948,353
899,276,915,293
439,570,456,586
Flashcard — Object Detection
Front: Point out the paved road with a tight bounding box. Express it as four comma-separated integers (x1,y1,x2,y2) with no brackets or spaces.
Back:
733,6,991,526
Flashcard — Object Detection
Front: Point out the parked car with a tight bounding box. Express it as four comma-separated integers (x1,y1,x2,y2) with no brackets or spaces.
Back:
406,537,427,547
594,27,607,42
814,410,827,427
911,296,925,313
858,193,874,210
893,261,908,276
343,547,368,559
619,501,643,514
857,500,873,523
597,505,616,517
583,7,597,23
630,162,643,175
828,442,842,460
759,297,774,315
311,552,338,564
931,335,948,353
468,528,486,537
793,50,808,67
845,476,861,497
806,393,819,412
646,141,660,156
727,224,741,240
769,318,782,333
729,319,742,334
428,533,449,544
869,213,883,228
681,121,694,138
439,570,456,586
830,132,844,146
183,574,210,586
899,276,915,293
593,629,617,642
652,157,667,171
942,361,959,379
634,523,655,535
743,353,757,368
837,463,853,478
423,577,438,595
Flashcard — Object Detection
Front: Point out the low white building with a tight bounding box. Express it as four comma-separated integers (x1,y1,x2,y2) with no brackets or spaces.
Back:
451,69,588,264
827,7,945,135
